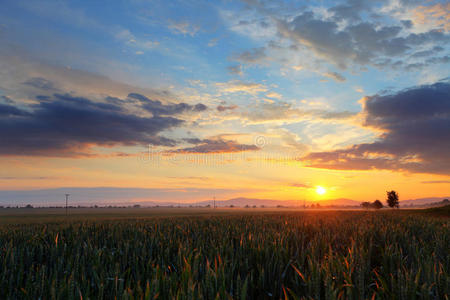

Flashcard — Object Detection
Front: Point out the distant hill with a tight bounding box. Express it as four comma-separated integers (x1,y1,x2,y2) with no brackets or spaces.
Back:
1,187,447,208
401,197,450,206
402,199,450,208
192,197,450,208
194,197,360,207
197,197,281,207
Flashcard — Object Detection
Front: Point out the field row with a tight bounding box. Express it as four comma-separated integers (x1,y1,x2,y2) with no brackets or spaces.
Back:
0,211,448,299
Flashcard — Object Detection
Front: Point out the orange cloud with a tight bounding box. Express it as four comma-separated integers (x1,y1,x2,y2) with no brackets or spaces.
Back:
412,3,450,32
216,80,267,95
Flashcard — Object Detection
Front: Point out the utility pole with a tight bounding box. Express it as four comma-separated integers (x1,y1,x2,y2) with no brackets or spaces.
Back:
65,194,70,216
213,195,216,209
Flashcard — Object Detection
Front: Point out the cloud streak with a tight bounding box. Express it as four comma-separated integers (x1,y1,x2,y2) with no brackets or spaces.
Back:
323,71,346,82
172,138,260,154
216,80,268,95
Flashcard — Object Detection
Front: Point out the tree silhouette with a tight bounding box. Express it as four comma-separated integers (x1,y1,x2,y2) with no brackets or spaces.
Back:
386,190,399,208
361,202,371,209
372,200,383,209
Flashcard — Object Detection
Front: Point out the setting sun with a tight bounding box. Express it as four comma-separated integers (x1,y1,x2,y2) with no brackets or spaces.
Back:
316,186,326,195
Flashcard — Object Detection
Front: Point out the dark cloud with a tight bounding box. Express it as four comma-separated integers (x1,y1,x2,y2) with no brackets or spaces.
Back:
426,56,450,65
182,138,203,144
233,47,267,64
1,95,15,104
194,103,208,111
172,138,260,154
278,12,356,69
275,9,450,69
0,90,208,156
127,93,207,115
410,46,444,58
407,59,437,71
227,64,243,76
329,0,371,22
217,104,238,112
401,20,413,29
0,103,30,117
303,81,450,174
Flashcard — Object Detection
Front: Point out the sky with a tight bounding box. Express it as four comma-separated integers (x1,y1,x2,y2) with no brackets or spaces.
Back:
0,0,449,206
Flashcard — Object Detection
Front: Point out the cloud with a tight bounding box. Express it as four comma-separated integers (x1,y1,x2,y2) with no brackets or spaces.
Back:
303,80,450,174
266,92,282,99
208,38,219,47
240,101,356,124
227,64,243,76
0,50,176,102
290,183,311,188
23,77,59,91
217,104,238,112
323,71,346,82
421,180,450,184
232,47,267,64
277,11,449,69
216,80,267,95
115,29,159,52
0,176,57,180
127,93,207,115
411,46,444,58
329,0,371,22
172,138,260,154
0,89,208,157
411,3,450,32
1,95,14,104
270,127,309,152
0,103,31,117
276,11,359,69
238,2,449,71
168,20,200,36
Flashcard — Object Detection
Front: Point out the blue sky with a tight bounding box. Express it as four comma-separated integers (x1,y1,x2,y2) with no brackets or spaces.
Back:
0,0,449,205
4,0,446,99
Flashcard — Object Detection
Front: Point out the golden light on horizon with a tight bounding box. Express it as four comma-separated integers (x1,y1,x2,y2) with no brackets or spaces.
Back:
316,186,326,195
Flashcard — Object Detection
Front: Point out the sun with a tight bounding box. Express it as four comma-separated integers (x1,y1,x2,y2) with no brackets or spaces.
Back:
316,186,326,195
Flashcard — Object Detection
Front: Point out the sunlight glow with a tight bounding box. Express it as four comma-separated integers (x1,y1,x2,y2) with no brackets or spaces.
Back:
316,186,326,195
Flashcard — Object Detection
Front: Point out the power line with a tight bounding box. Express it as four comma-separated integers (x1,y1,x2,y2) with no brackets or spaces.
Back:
65,194,70,216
